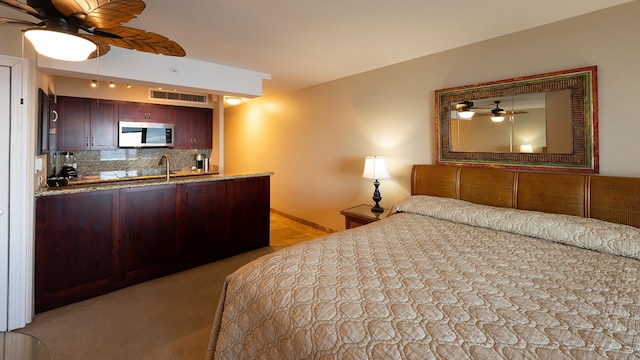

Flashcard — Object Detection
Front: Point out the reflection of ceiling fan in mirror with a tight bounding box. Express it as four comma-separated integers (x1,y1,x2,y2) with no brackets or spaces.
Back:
454,99,528,122
0,0,186,61
453,100,475,119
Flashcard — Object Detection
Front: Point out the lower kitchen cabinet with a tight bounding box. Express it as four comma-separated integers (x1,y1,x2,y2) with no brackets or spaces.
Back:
177,180,228,267
34,176,270,312
120,185,177,282
35,190,119,312
227,177,271,254
175,177,271,266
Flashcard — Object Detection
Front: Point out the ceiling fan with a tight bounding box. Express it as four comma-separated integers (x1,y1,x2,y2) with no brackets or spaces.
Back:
454,100,528,121
0,0,185,60
452,100,475,119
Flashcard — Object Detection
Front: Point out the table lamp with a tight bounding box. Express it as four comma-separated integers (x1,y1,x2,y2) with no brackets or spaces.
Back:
362,156,391,212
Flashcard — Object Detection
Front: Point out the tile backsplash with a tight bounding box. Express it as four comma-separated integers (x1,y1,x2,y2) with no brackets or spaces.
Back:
50,148,217,177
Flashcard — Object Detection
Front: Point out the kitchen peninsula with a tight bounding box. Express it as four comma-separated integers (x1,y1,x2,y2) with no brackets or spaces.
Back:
34,172,272,312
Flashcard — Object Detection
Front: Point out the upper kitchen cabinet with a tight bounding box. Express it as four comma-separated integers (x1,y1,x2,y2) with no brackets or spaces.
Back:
118,101,174,123
57,96,118,151
174,107,213,149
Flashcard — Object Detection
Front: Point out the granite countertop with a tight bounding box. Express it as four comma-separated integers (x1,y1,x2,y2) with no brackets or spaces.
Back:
68,169,218,185
36,171,274,197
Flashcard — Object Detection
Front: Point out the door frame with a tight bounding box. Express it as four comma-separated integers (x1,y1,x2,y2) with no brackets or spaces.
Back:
0,54,34,330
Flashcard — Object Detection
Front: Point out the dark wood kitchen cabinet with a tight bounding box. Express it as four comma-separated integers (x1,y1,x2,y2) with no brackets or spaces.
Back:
35,190,119,312
118,101,174,123
174,106,213,149
174,176,270,266
226,177,271,253
176,180,228,267
119,185,177,282
57,96,213,150
35,176,270,312
57,96,118,151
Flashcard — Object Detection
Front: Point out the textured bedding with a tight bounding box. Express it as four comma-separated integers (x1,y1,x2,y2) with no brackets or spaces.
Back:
206,196,640,359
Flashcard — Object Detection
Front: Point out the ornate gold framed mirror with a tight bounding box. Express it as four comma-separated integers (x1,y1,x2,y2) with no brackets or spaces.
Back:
435,66,598,173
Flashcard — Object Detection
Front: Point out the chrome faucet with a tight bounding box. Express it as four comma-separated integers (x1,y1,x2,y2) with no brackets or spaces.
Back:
158,154,170,182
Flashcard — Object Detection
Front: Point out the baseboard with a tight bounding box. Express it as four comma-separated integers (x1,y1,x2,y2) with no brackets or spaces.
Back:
270,208,337,234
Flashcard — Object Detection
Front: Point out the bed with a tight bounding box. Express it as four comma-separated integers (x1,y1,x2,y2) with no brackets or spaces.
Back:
206,165,640,359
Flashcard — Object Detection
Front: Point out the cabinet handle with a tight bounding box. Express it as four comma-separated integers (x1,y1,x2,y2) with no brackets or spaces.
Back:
91,136,95,146
86,136,89,147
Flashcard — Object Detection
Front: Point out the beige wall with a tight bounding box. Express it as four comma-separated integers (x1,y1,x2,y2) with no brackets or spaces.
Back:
224,1,640,231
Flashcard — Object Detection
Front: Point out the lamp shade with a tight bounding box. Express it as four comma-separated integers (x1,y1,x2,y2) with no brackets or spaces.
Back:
362,156,390,180
24,28,97,61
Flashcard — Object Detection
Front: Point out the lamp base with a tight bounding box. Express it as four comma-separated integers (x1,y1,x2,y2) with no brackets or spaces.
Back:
371,179,383,213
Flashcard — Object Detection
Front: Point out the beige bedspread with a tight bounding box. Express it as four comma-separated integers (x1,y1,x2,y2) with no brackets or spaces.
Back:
206,196,640,359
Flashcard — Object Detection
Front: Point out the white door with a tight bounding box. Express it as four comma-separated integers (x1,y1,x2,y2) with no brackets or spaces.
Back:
0,65,10,328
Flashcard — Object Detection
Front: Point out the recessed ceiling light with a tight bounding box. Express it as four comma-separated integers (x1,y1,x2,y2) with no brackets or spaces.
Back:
225,96,242,106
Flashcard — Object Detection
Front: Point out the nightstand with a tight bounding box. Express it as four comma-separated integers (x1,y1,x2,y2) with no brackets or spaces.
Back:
340,204,391,229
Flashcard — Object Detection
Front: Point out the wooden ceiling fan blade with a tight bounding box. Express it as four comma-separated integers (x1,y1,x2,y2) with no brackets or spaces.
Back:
0,0,40,17
0,16,43,26
94,26,185,57
79,34,111,58
51,0,145,28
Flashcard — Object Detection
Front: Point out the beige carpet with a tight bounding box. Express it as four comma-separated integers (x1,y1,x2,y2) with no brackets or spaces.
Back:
16,212,329,360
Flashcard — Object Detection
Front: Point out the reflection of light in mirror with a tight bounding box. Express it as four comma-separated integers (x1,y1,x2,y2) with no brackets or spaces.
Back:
520,144,533,153
458,110,474,119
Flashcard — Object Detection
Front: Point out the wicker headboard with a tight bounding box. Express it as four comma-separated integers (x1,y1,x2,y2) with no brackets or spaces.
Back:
411,165,640,229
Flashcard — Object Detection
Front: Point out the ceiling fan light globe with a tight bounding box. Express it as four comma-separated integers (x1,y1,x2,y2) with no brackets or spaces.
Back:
458,110,474,119
491,116,505,122
25,29,97,61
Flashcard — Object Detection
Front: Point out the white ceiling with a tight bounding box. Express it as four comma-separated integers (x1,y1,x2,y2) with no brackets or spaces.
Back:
1,0,635,97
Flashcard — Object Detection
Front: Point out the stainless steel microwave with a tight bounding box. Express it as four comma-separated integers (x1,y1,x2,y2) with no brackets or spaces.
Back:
118,121,174,148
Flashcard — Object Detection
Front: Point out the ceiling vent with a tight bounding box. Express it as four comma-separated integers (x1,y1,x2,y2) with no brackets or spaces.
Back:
148,89,209,105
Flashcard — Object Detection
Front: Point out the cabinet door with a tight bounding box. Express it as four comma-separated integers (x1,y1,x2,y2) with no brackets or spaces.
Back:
57,96,91,151
226,177,270,254
118,101,147,122
119,185,177,282
174,106,195,148
147,103,174,123
192,107,213,148
176,181,228,267
174,107,213,149
118,101,174,123
35,190,119,313
91,99,118,150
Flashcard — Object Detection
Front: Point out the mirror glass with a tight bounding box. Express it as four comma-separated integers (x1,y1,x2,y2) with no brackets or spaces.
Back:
436,67,598,173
